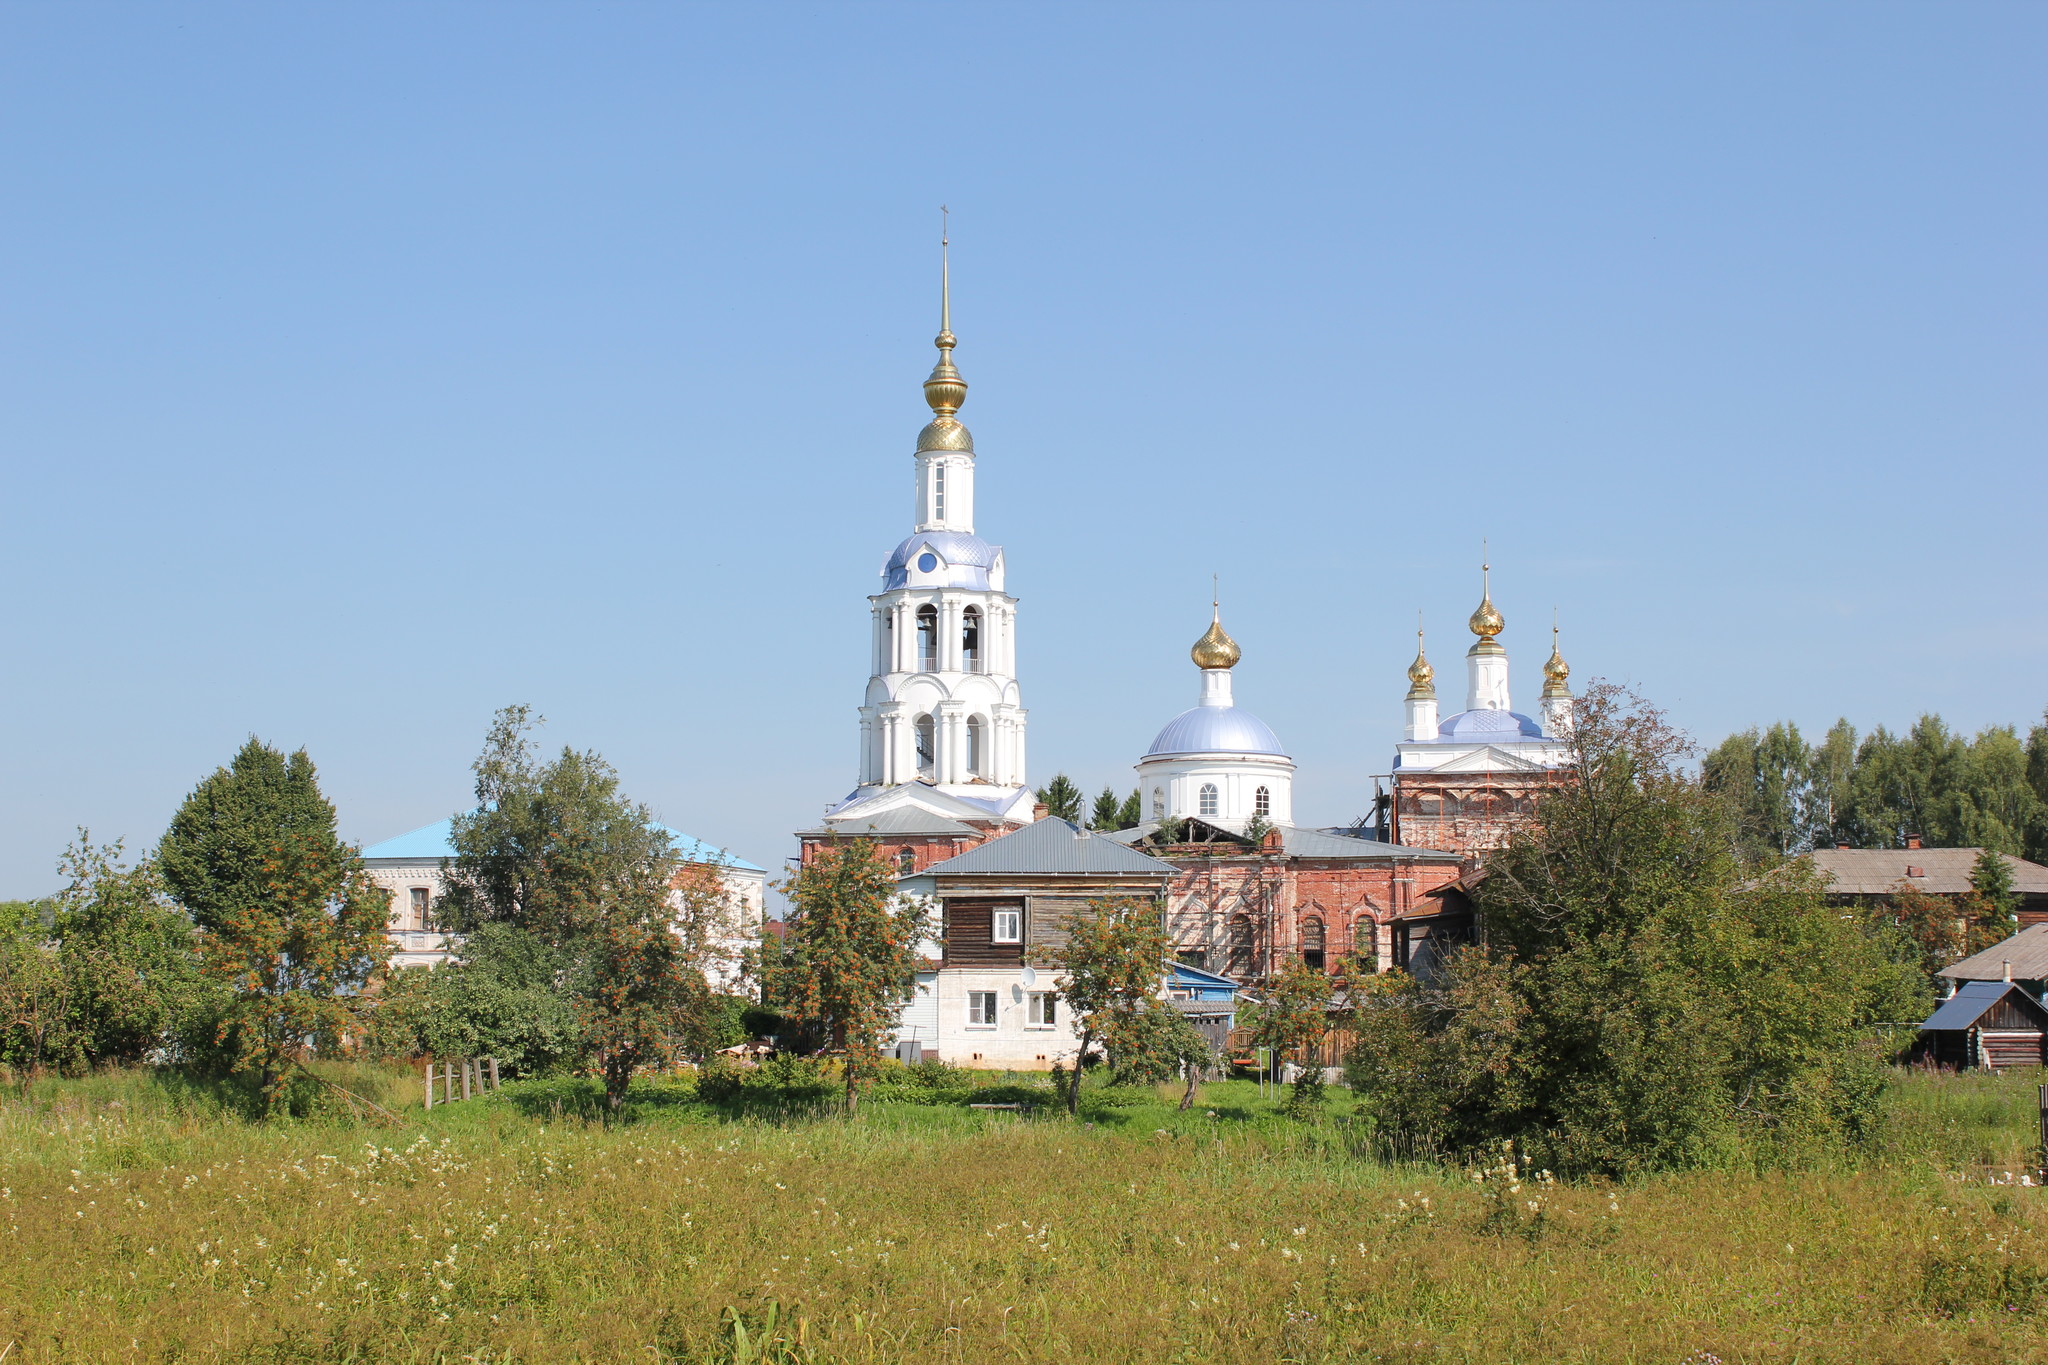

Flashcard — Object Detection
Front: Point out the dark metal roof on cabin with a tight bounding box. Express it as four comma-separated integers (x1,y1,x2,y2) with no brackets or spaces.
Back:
921,817,1179,877
1921,980,2048,1032
1807,848,2048,898
1939,924,2048,983
796,806,984,838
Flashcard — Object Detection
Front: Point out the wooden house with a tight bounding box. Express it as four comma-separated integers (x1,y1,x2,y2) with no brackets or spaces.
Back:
1918,980,2048,1070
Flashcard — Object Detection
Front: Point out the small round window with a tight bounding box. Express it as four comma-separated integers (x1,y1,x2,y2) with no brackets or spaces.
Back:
917,553,939,573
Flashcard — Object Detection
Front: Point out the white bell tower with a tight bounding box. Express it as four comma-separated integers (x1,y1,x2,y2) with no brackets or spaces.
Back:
842,229,1030,820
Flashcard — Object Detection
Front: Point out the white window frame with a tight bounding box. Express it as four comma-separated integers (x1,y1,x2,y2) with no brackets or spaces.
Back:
409,886,430,931
1199,783,1220,817
966,990,998,1028
992,908,1022,944
1026,991,1057,1028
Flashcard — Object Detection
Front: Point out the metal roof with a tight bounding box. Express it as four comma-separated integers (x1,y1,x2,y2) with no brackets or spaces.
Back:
1939,924,2048,982
1100,821,1457,861
1808,848,2048,898
1145,704,1288,758
882,531,1002,591
1922,980,2048,1032
922,817,1178,877
360,814,764,872
1425,709,1546,741
801,806,983,838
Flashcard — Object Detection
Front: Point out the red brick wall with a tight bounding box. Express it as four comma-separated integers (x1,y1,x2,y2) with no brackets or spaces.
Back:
1157,853,1462,981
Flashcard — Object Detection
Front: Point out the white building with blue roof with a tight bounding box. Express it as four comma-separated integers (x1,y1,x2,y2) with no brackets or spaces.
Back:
362,815,766,983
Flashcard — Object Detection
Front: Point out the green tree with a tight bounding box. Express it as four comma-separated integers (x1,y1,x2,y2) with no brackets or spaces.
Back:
1240,957,1334,1117
2027,710,2048,863
370,925,587,1076
0,898,69,1082
1100,1000,1215,1109
1088,786,1123,831
1963,849,2019,935
1041,896,1170,1116
51,837,210,1069
1703,722,1816,857
1116,788,1144,830
440,707,734,1112
769,838,927,1116
160,740,388,1106
1354,684,1925,1176
1035,773,1084,824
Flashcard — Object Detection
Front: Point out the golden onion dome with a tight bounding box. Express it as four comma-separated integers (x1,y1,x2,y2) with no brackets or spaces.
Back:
1191,608,1241,670
1541,624,1571,698
1406,629,1436,700
1469,560,1504,642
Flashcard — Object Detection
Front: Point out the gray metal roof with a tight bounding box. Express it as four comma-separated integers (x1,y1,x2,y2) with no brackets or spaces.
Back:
1808,848,2048,898
1939,924,2048,982
1100,821,1456,861
923,817,1179,877
1922,980,2045,1031
801,806,984,838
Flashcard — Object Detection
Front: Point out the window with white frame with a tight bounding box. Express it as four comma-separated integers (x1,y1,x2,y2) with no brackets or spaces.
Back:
992,908,1022,943
967,990,998,1026
1199,783,1220,817
1027,991,1057,1027
933,463,947,522
1254,785,1271,817
409,886,430,931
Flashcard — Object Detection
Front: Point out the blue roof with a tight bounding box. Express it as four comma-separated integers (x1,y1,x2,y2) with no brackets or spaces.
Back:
1426,709,1546,741
360,814,763,872
882,530,1002,591
1922,980,2042,1031
1146,704,1288,758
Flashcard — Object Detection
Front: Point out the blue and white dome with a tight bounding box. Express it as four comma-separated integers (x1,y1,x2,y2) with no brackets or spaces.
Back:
1146,705,1288,758
883,530,1000,591
1430,708,1544,741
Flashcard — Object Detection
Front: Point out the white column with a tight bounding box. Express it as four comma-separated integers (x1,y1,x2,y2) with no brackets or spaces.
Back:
1467,643,1510,712
858,707,877,784
1405,696,1439,742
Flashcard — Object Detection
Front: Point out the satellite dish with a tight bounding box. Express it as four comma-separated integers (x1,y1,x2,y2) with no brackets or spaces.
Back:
1021,965,1038,987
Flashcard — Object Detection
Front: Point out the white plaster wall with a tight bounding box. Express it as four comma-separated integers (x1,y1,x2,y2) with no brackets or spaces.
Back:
930,968,1077,1069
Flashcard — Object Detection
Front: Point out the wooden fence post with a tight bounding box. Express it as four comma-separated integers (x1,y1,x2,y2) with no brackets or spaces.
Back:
2037,1083,2046,1177
462,1059,472,1101
424,1061,434,1111
489,1057,500,1090
445,1063,454,1106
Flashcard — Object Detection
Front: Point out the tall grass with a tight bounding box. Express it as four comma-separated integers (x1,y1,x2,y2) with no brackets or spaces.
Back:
2,1065,2045,1362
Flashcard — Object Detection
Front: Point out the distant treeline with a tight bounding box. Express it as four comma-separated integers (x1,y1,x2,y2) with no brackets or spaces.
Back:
1704,711,2048,861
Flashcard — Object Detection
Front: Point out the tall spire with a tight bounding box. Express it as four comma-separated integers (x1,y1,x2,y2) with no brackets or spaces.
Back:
918,208,972,450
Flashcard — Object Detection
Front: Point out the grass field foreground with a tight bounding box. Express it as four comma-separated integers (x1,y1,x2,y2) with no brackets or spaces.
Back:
3,1066,2047,1363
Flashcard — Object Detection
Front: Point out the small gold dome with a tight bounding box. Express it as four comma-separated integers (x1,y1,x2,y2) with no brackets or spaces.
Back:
1541,625,1570,698
916,416,974,452
1406,630,1436,700
1469,590,1504,641
1191,609,1240,670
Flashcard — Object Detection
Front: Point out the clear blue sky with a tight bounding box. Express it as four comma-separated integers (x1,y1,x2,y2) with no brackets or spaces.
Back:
2,3,2041,896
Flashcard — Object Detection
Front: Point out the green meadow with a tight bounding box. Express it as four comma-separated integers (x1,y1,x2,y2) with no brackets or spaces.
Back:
5,1065,2047,1364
